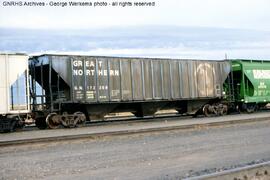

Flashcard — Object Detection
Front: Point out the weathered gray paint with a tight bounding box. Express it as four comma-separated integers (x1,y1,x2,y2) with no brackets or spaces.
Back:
31,55,231,103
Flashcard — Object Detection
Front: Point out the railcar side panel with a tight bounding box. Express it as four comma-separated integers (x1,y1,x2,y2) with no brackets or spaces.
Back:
121,59,132,101
84,57,97,102
97,58,109,101
214,62,222,97
31,55,231,105
132,59,143,100
196,61,206,97
51,55,70,85
180,61,190,98
0,55,8,114
143,60,153,100
152,60,162,99
188,61,198,98
162,60,171,99
170,60,180,99
72,56,86,101
232,60,270,104
0,54,30,115
109,58,121,101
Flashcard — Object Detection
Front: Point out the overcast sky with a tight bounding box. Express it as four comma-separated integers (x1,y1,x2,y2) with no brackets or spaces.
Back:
0,0,269,30
0,0,270,59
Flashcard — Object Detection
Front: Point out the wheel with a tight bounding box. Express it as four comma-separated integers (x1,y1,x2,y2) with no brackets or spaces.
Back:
9,120,17,132
203,104,214,117
246,107,254,113
74,112,86,127
245,103,257,113
46,113,60,129
217,104,228,116
220,105,228,116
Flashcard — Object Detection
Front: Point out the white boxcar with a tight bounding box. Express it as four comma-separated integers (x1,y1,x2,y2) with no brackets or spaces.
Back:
0,53,30,115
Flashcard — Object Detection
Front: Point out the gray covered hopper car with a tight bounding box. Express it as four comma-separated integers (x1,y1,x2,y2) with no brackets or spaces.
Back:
29,55,230,129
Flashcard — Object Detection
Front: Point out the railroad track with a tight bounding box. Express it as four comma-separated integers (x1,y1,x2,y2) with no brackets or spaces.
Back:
21,109,270,131
186,161,270,180
21,112,185,131
1,112,270,147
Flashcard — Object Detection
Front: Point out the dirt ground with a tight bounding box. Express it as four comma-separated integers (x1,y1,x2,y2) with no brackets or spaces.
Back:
0,120,270,180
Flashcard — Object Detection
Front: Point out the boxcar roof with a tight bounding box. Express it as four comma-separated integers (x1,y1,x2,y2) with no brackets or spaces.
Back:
0,52,28,56
30,54,228,62
231,59,270,62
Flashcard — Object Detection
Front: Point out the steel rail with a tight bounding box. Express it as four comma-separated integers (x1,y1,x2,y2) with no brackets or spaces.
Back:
186,161,270,180
21,112,185,131
15,109,270,132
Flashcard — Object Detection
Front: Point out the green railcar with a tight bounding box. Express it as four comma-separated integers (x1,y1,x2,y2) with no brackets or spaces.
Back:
229,59,270,112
